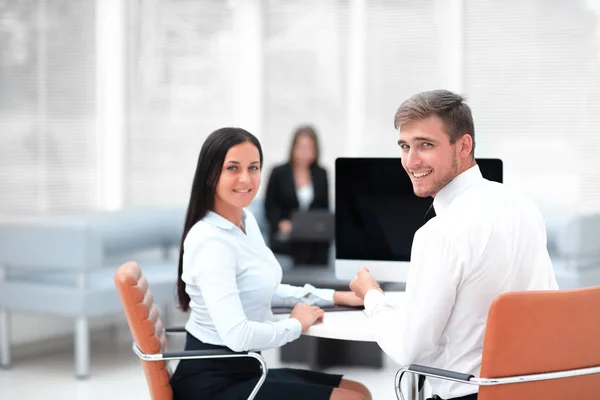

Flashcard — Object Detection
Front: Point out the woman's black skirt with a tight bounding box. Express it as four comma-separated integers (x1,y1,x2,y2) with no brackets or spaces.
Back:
170,332,344,400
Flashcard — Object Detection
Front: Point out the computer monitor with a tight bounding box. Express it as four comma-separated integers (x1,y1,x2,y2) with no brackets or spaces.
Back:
334,158,503,282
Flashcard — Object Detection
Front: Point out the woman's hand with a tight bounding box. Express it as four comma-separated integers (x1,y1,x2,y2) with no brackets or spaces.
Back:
333,291,365,307
278,219,292,233
289,303,325,332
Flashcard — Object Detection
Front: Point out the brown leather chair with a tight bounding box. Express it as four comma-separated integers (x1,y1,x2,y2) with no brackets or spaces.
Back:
395,286,600,400
114,261,267,400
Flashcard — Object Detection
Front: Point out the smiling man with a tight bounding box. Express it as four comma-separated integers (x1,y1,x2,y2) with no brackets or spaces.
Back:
349,90,558,400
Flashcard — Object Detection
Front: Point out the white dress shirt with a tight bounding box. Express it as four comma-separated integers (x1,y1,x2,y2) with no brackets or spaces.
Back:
182,209,334,352
364,164,558,399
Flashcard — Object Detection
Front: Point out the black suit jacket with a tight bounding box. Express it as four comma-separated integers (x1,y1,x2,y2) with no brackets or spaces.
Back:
264,163,330,244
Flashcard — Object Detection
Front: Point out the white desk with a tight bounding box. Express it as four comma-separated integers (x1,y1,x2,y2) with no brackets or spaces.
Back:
274,291,421,399
302,291,405,341
273,292,405,341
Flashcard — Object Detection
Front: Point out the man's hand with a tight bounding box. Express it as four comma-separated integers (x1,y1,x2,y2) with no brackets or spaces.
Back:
349,267,383,300
333,291,364,307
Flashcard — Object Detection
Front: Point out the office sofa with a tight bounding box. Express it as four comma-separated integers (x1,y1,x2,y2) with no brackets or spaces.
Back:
0,200,275,379
543,209,600,289
0,207,186,378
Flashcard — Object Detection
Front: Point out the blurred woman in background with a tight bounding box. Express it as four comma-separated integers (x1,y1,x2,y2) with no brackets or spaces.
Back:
264,125,332,266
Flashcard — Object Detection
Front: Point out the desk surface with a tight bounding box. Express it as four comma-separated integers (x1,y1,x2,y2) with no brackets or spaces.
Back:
275,291,405,342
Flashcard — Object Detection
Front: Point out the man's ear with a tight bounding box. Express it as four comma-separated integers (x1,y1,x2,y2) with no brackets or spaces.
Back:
458,134,473,158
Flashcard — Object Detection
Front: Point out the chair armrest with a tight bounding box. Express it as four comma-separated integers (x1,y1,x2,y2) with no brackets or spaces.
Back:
395,363,600,400
408,364,474,383
395,364,474,400
164,326,186,333
132,343,268,400
162,348,239,358
132,342,265,365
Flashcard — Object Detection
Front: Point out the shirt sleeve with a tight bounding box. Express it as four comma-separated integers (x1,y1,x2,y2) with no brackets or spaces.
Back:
363,227,463,366
271,283,335,308
185,236,302,352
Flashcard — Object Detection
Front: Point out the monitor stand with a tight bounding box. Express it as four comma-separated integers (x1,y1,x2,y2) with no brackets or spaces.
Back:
335,259,410,283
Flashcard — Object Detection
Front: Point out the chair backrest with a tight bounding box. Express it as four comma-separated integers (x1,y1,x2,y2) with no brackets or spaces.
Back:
479,286,600,400
114,261,172,400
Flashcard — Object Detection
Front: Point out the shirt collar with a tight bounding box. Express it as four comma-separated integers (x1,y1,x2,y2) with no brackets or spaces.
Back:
433,164,484,216
204,209,247,231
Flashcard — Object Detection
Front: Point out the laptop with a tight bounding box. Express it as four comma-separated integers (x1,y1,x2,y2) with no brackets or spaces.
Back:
271,304,363,315
289,210,335,242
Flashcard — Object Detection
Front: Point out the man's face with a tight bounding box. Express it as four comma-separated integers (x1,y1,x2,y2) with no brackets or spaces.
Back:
398,115,462,198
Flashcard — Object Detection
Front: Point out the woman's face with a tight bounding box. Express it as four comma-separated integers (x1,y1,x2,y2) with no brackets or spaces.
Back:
292,134,317,167
214,141,261,210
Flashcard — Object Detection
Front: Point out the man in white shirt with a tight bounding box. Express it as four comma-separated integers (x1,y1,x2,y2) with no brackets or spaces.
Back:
349,89,558,400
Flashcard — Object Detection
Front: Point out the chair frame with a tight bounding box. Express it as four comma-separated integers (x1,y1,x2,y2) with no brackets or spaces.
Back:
394,363,600,400
132,326,268,400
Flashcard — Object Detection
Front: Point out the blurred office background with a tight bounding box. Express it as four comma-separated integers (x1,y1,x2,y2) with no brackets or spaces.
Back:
1,0,600,398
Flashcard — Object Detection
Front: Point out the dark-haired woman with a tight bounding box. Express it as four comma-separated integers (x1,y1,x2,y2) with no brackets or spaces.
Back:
170,127,370,400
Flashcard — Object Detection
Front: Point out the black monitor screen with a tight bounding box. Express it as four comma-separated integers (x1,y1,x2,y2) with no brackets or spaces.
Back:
335,158,503,262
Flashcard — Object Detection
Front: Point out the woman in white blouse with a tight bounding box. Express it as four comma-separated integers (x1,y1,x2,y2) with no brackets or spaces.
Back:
169,127,371,400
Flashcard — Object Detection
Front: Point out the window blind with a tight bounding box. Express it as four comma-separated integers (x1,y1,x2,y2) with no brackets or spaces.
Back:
363,0,446,158
0,0,97,217
262,0,350,177
464,0,600,213
125,0,236,207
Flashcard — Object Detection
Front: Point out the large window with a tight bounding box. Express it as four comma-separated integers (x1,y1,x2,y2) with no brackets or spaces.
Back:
262,0,349,173
125,0,236,207
1,0,599,216
464,0,600,212
0,0,97,216
362,0,446,157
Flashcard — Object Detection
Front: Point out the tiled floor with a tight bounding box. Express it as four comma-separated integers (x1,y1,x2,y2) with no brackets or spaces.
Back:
0,336,411,399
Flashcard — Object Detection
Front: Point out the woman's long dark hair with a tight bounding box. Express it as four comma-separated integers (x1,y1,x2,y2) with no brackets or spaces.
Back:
177,127,263,312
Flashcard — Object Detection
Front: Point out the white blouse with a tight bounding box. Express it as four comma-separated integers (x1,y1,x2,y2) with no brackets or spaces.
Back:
296,184,314,211
181,209,334,352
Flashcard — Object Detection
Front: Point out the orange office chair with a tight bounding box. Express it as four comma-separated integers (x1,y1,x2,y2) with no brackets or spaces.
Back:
114,261,267,400
395,286,600,400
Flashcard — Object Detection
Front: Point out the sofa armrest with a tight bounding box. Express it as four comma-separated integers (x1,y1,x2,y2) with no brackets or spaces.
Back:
0,220,103,271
